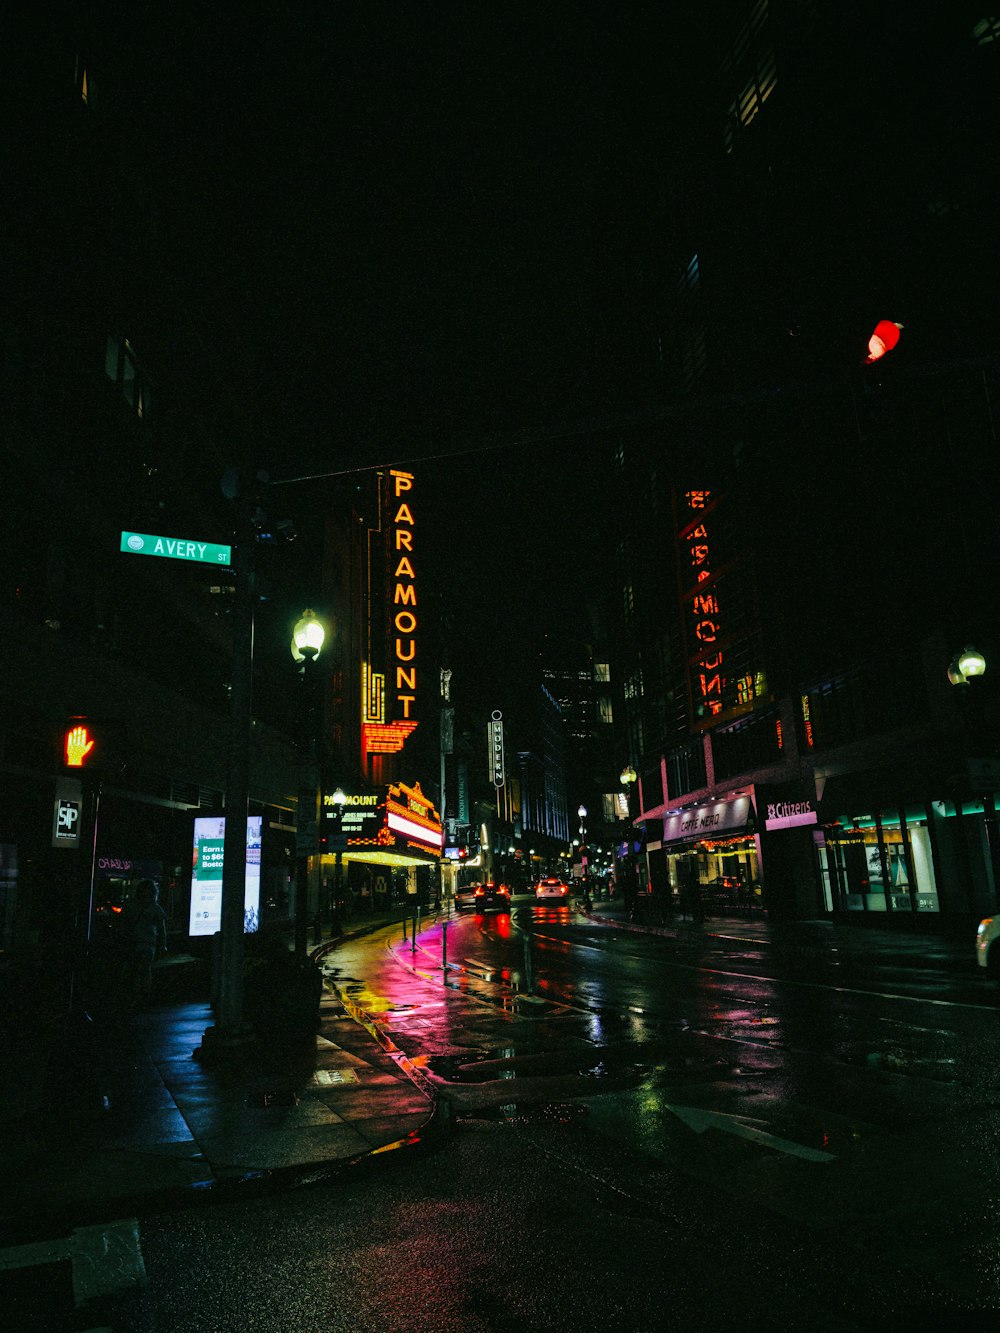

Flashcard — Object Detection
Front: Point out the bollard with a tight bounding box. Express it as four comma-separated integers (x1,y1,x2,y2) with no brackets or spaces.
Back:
442,919,448,973
402,912,408,942
522,933,533,995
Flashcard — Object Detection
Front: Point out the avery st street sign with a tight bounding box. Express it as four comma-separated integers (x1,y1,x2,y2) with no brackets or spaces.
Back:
120,531,232,566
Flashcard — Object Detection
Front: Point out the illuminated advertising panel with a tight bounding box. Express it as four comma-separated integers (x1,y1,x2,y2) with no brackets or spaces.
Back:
322,789,383,846
188,815,261,936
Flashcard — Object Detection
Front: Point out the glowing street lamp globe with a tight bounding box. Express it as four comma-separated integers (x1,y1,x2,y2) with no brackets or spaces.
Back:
959,646,986,679
948,645,986,685
291,609,325,663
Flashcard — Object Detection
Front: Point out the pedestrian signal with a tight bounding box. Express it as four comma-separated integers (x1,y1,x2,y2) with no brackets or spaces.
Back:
65,723,95,768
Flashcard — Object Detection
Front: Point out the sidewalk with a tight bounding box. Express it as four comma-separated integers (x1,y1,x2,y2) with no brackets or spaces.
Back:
0,914,436,1243
1,897,984,1241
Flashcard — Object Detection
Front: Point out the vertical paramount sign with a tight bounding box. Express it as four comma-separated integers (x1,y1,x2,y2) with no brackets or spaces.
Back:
679,488,724,726
362,468,420,757
390,469,417,721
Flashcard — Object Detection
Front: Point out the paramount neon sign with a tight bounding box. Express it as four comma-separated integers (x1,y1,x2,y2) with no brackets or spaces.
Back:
391,469,417,722
362,469,420,757
682,489,724,722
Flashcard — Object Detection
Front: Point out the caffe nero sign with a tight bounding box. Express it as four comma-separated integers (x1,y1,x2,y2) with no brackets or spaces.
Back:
662,796,750,843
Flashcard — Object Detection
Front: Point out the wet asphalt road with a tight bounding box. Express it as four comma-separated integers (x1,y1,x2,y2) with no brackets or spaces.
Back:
111,1107,975,1333
44,901,1000,1328
322,898,1000,1311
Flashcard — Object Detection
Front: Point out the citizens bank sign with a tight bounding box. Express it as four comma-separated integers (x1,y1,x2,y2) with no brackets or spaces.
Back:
764,799,817,831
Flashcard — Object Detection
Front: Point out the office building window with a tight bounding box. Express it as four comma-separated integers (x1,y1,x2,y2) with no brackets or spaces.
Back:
74,57,97,109
105,335,151,420
722,0,777,153
678,253,700,297
973,18,1000,46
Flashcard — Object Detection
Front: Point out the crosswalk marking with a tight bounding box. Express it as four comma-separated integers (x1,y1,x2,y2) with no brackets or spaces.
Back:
0,1217,146,1306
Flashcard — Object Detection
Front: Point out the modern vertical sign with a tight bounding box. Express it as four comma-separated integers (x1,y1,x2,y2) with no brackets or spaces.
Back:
489,710,505,788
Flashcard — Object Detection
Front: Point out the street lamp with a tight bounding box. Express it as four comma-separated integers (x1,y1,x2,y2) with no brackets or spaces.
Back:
291,609,325,954
948,645,1000,903
948,645,986,685
620,765,638,909
292,608,325,666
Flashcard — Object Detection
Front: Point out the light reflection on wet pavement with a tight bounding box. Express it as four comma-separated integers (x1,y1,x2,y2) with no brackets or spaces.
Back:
318,903,1000,1304
348,912,998,1155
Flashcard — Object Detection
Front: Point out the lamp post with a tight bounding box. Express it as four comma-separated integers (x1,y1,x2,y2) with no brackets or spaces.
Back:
576,804,588,890
620,765,637,912
291,609,325,955
330,785,347,935
948,646,1000,906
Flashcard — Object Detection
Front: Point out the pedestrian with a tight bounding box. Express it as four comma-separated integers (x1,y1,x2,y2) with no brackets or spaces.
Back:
120,879,168,1009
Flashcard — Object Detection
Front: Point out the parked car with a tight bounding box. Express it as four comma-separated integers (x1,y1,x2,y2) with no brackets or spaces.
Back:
473,882,511,914
454,883,483,911
976,915,1000,978
535,876,571,903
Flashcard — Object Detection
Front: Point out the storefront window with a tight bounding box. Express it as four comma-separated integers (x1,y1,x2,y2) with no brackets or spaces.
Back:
819,807,939,913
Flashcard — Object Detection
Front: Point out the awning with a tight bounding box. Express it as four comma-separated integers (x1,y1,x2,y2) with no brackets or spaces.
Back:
661,795,751,845
321,848,439,869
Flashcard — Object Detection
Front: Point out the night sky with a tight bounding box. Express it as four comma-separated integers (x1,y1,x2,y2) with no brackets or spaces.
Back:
97,3,679,685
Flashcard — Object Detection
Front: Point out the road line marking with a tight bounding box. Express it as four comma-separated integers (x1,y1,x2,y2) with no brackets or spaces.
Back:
0,1218,147,1306
527,929,998,1011
666,1102,836,1161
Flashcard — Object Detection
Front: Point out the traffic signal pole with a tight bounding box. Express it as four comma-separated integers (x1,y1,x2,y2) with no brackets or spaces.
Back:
201,487,256,1057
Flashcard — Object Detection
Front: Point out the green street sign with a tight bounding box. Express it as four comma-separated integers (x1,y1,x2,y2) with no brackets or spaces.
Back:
120,531,232,566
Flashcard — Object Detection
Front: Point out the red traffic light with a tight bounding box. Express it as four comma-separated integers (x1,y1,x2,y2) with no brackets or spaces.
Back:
866,319,902,363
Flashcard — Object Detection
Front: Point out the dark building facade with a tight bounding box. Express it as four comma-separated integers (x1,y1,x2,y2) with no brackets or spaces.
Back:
607,4,1000,920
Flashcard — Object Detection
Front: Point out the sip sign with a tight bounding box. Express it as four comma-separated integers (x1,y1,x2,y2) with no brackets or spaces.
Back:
489,710,505,788
52,777,83,849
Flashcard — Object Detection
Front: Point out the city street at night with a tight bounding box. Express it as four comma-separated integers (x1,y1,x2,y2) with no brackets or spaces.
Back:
6,7,1000,1329
5,903,1000,1330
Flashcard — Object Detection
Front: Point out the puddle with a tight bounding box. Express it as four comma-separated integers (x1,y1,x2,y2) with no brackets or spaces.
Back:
427,1047,659,1092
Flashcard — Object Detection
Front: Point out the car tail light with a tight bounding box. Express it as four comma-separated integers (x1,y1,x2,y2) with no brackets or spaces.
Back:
560,886,567,894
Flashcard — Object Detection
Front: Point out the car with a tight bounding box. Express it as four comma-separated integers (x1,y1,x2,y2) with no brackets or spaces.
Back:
976,915,1000,978
454,883,483,911
472,881,511,913
535,876,571,903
